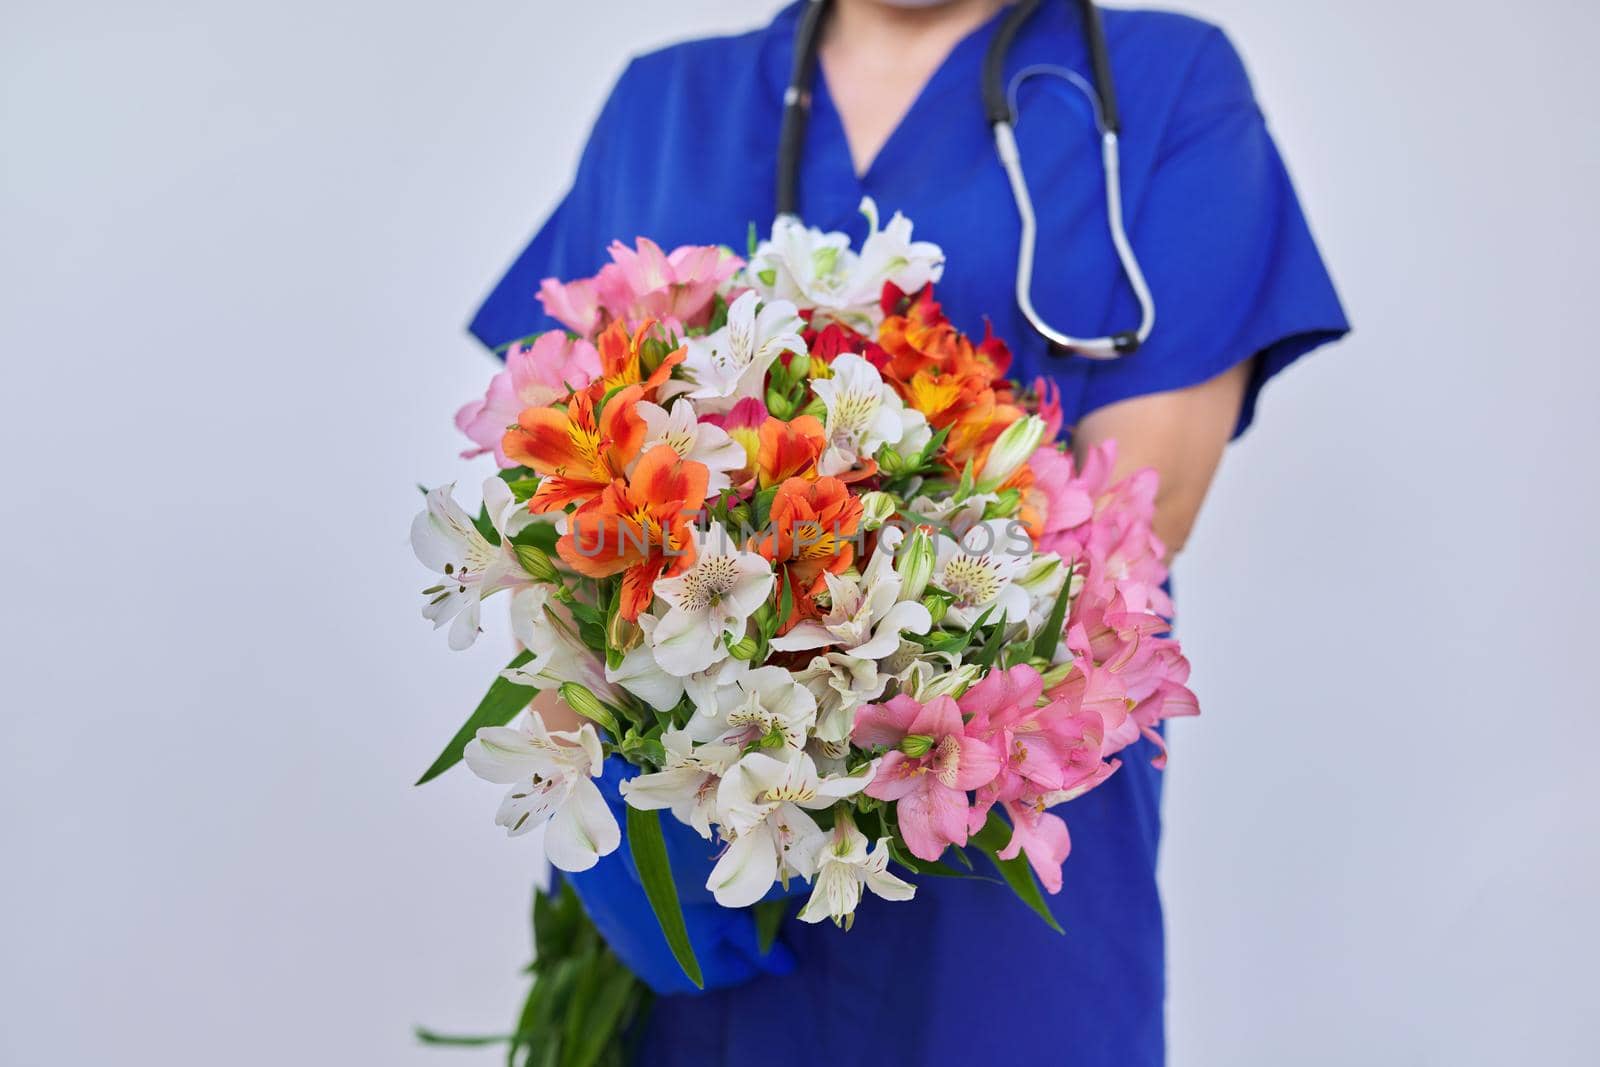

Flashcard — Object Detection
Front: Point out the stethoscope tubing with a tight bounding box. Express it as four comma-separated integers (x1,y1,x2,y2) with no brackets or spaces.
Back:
776,0,1155,360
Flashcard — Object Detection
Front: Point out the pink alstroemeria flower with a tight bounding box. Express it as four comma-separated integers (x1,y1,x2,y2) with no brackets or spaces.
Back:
454,333,601,467
961,664,1118,893
538,238,741,340
852,693,1001,862
1028,445,1094,552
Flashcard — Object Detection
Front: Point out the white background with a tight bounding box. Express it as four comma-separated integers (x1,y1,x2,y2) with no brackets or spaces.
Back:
3,1,1596,1064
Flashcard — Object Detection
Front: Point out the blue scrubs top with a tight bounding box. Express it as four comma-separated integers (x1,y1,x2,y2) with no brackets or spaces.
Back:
471,4,1348,1064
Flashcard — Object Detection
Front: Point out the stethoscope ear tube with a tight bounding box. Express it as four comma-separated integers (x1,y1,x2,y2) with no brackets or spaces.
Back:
776,0,829,217
779,0,1154,360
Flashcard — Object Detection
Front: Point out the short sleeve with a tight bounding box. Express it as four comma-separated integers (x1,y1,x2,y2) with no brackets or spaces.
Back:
467,62,638,353
1077,27,1350,437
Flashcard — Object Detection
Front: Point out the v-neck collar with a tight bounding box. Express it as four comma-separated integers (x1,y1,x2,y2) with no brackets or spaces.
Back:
806,5,1011,189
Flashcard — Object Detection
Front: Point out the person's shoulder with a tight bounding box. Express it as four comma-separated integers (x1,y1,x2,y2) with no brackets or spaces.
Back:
1101,7,1255,113
620,12,787,91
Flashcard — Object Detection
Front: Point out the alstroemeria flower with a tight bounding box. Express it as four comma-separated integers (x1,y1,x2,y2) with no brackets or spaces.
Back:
589,318,684,403
793,652,889,743
851,693,1002,861
707,750,874,907
683,664,818,752
410,477,532,650
797,811,915,928
463,714,619,872
672,291,805,414
620,728,740,840
959,664,1119,892
635,399,747,494
747,197,944,332
756,414,826,487
538,238,740,338
700,396,767,487
771,528,933,665
931,518,1033,629
756,476,864,627
649,522,775,676
810,353,920,476
504,385,645,514
455,332,602,467
502,586,624,705
557,445,709,621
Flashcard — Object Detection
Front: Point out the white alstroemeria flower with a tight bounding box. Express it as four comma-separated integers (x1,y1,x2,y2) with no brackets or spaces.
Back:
672,291,804,414
974,415,1047,493
905,661,984,702
684,664,817,752
605,625,685,712
410,477,533,650
811,354,915,476
502,587,623,704
707,750,875,907
747,197,944,331
649,523,774,676
932,518,1033,629
904,489,996,542
635,399,748,493
794,652,887,743
797,812,915,928
684,653,751,712
769,529,932,661
619,728,740,840
464,714,619,872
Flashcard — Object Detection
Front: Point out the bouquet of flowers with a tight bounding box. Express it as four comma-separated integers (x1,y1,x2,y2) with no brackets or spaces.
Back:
412,201,1197,1061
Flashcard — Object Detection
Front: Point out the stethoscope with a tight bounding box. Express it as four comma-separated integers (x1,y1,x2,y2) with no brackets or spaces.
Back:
776,0,1154,359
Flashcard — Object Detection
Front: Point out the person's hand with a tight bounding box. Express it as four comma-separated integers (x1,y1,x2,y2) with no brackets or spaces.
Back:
561,756,799,995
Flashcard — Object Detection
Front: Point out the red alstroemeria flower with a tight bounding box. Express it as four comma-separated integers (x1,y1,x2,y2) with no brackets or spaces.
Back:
756,476,863,628
503,385,646,514
556,444,710,621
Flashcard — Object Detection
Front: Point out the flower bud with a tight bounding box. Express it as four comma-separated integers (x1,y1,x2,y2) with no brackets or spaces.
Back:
877,446,905,475
607,606,643,653
921,592,948,625
914,664,982,701
558,682,619,737
513,543,560,583
726,633,759,660
765,389,794,419
899,733,935,758
897,529,935,602
975,415,1046,492
858,491,895,530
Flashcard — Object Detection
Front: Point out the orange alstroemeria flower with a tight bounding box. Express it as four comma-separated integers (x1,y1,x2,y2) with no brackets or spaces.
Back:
756,415,826,488
504,385,646,514
557,445,710,621
756,476,863,629
877,287,1011,390
590,318,685,403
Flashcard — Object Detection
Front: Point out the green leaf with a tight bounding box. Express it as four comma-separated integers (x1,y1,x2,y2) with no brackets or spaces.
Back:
414,650,537,786
753,898,788,955
625,807,704,988
974,610,1009,670
1031,567,1076,660
562,959,640,1067
970,811,1064,934
414,1028,509,1047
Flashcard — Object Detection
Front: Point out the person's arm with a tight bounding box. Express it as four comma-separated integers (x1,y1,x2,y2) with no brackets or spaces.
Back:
1072,358,1253,559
